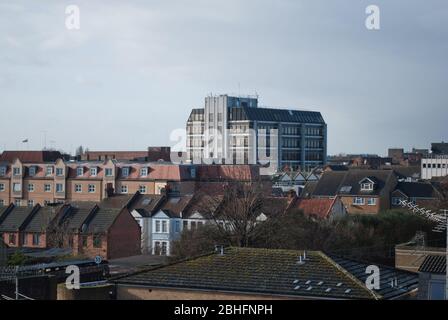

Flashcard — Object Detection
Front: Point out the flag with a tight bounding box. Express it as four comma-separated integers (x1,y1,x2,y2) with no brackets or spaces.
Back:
22,139,28,143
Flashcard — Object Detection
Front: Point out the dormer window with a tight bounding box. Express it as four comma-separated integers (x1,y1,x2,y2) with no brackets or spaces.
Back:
359,178,375,191
77,167,84,176
13,167,21,176
140,167,148,177
105,168,113,177
122,167,130,177
0,166,6,176
46,166,54,176
29,166,37,177
90,167,98,176
56,168,64,176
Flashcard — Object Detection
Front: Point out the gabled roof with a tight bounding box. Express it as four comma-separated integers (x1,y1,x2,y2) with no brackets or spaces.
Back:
159,195,194,218
419,255,446,274
0,206,38,232
313,170,395,197
292,198,337,219
113,247,376,300
0,151,63,163
129,194,165,218
23,205,63,233
83,208,123,233
394,182,439,199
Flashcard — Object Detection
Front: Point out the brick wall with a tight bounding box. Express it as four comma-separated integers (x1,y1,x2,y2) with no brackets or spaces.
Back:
107,209,141,259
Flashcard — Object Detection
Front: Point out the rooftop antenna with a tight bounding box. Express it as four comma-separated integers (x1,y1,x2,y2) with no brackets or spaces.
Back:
399,200,447,300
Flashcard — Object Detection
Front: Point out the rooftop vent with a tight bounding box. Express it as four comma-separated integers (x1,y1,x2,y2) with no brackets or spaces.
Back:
336,282,343,287
317,281,324,286
344,289,352,294
294,285,301,290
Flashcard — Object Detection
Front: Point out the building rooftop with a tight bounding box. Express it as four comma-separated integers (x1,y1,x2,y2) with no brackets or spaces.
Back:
0,151,64,163
113,247,377,300
419,255,446,274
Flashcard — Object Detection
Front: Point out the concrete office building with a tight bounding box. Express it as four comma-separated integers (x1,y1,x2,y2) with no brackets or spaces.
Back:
186,94,327,175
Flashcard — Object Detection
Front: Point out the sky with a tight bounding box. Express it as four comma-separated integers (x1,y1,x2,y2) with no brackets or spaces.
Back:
0,0,447,156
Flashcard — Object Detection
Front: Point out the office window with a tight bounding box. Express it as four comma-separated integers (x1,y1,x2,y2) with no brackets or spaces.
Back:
28,200,34,207
56,168,64,176
46,166,54,176
44,184,51,192
139,185,147,194
13,167,21,176
121,185,128,194
140,167,148,177
90,167,97,176
75,184,82,193
28,184,34,192
32,234,40,245
0,183,5,192
56,183,64,193
13,183,21,192
88,184,96,193
105,168,113,177
353,197,365,205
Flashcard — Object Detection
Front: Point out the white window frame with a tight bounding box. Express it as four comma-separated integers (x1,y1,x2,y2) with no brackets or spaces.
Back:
75,184,82,193
353,197,365,205
88,184,96,193
360,183,374,191
46,166,54,176
0,199,4,207
367,198,377,206
28,184,35,192
77,167,84,176
13,183,21,192
13,167,21,176
139,185,147,194
44,184,51,192
154,219,169,234
140,167,148,177
0,183,5,192
90,167,98,176
27,200,34,207
14,199,21,206
56,168,64,176
122,167,130,177
121,185,128,194
0,167,6,176
56,183,64,193
29,166,37,176
105,168,113,177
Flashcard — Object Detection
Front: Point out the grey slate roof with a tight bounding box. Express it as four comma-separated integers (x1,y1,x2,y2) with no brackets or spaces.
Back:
419,255,446,274
84,208,122,233
65,203,97,231
394,182,438,198
113,247,377,300
312,170,394,197
23,206,61,233
0,206,35,232
235,106,325,124
328,255,419,299
129,194,165,217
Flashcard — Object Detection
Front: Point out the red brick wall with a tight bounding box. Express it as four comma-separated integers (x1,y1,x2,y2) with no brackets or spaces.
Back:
107,209,141,259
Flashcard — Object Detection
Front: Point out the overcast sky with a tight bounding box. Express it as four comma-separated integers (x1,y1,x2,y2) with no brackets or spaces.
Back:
0,0,447,156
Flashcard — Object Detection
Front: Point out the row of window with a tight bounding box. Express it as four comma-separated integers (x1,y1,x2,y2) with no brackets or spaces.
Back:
2,233,41,246
153,219,205,234
0,183,149,195
352,197,377,206
422,163,448,169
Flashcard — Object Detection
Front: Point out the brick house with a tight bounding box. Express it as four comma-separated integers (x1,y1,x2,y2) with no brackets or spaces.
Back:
311,170,398,214
390,181,442,210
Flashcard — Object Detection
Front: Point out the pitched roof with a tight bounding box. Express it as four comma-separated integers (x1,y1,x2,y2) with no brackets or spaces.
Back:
129,194,165,217
196,165,259,181
0,206,36,232
313,170,394,197
419,255,446,274
23,206,62,232
328,255,419,299
394,182,439,198
0,151,63,163
113,247,376,300
159,195,194,218
64,203,97,231
83,207,123,233
293,198,336,219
